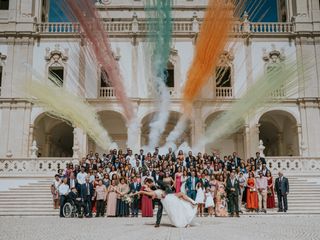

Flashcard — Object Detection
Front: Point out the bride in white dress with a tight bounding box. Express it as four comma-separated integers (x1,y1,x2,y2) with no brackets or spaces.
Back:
138,189,197,228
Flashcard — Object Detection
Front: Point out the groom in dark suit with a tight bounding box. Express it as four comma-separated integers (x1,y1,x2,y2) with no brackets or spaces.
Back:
275,171,289,212
185,170,199,200
226,171,240,217
129,175,141,217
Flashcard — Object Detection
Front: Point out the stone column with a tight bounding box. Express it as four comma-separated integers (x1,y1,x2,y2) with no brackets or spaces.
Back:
45,134,52,157
131,38,139,98
243,124,251,159
28,124,34,157
277,132,284,156
294,0,312,32
296,124,304,156
192,104,204,152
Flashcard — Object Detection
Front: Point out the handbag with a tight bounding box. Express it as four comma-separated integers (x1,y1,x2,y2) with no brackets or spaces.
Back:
250,188,256,192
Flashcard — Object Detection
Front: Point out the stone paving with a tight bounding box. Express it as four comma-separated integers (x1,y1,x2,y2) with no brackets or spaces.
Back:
0,215,319,240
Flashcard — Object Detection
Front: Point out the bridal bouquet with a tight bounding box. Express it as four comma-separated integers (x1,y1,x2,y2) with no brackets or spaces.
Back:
122,194,133,205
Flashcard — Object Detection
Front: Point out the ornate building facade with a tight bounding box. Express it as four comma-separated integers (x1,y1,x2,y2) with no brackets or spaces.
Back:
0,0,320,175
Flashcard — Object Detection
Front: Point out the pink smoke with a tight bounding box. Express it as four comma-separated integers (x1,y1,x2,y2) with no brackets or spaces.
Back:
63,0,134,120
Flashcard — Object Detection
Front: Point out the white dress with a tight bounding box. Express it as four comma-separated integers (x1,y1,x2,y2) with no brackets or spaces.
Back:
180,176,187,194
195,188,205,204
205,192,214,208
155,190,197,228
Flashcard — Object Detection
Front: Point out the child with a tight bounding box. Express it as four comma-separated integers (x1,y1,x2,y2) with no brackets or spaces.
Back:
205,187,215,217
195,181,205,217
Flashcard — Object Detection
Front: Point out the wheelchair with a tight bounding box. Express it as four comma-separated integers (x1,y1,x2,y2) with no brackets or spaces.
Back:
62,195,85,218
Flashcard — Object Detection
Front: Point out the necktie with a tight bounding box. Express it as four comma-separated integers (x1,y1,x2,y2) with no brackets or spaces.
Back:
87,183,89,195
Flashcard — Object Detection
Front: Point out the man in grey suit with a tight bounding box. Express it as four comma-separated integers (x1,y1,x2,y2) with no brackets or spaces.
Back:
275,171,289,212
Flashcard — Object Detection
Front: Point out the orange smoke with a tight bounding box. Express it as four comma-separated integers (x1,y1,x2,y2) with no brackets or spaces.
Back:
183,0,234,107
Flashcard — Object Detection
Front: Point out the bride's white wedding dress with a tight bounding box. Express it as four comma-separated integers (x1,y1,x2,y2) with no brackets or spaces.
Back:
154,189,197,228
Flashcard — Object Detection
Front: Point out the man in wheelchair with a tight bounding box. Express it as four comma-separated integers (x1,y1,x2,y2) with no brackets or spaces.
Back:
65,187,85,218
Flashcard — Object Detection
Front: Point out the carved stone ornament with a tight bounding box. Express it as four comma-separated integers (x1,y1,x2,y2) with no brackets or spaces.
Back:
45,44,69,63
217,51,234,66
262,44,286,64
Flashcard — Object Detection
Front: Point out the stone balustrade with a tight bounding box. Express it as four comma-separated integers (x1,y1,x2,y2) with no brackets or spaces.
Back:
216,87,233,98
0,158,72,177
35,21,294,36
99,87,116,98
0,157,319,177
266,157,320,176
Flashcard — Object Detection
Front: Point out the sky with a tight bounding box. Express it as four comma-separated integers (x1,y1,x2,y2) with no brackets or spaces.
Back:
48,0,279,22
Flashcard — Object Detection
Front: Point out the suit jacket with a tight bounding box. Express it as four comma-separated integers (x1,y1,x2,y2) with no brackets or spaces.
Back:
67,178,79,191
275,177,289,195
234,157,241,168
199,178,210,189
226,177,240,196
185,176,199,192
255,157,266,166
80,183,94,198
129,182,141,193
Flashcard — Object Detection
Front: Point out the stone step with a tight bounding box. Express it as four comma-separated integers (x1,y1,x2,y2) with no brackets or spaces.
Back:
0,203,53,206
0,205,58,209
0,212,58,216
0,209,58,212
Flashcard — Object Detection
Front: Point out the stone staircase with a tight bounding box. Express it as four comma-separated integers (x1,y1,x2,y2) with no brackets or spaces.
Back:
0,179,58,216
282,176,320,214
0,176,319,216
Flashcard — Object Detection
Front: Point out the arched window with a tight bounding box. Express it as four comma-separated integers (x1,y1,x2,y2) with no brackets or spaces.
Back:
216,66,231,88
0,0,9,10
45,44,68,87
48,66,64,86
214,51,234,98
0,66,3,95
165,62,174,88
100,68,111,87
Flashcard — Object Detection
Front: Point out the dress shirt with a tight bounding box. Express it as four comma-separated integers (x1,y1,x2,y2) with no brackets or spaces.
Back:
76,172,87,185
69,179,76,188
58,183,70,196
256,176,268,191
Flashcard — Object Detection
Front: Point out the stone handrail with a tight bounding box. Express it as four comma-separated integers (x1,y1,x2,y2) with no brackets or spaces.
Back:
0,158,72,177
99,87,116,98
215,87,233,98
1,157,319,177
266,157,320,175
35,21,294,35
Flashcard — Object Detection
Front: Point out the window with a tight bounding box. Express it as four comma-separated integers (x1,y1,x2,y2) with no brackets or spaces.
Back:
48,66,64,86
100,69,111,87
0,66,2,89
279,0,287,22
0,0,9,10
41,0,49,22
216,66,231,87
165,62,174,88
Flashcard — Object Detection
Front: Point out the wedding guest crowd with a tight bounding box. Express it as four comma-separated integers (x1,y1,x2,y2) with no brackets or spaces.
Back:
51,148,288,218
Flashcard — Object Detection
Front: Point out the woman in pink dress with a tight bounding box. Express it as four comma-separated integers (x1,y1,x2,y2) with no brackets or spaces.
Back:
106,180,118,216
175,167,183,193
141,181,153,217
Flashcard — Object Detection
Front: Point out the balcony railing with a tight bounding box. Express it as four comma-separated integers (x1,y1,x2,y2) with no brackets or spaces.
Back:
215,87,233,98
0,158,72,177
266,157,320,176
0,157,319,177
35,21,294,35
99,87,116,98
270,88,285,98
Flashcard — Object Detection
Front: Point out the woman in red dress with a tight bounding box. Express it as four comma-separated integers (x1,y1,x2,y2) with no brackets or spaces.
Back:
246,171,258,212
175,167,183,193
266,171,276,208
141,181,153,217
